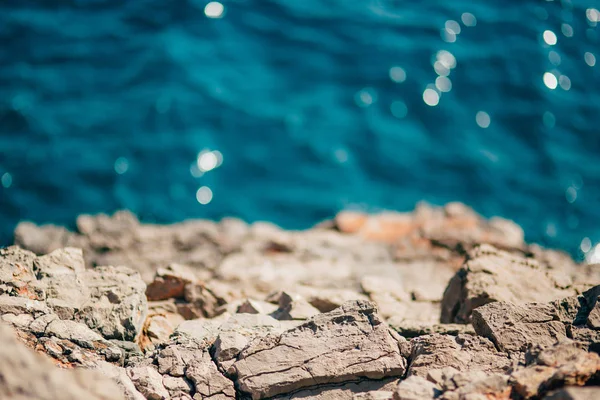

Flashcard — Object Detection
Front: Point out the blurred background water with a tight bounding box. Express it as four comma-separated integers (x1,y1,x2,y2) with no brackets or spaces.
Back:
0,0,599,260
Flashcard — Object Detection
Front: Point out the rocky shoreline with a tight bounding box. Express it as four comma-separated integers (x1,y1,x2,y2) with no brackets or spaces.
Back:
1,202,599,399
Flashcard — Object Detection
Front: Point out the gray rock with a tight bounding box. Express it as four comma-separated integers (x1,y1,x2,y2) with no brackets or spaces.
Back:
407,334,511,378
231,300,407,399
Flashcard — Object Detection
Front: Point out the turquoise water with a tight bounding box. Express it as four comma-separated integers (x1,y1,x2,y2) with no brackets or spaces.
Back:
1,0,599,259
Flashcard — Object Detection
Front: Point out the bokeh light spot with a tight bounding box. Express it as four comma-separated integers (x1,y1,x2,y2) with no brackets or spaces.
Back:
476,111,491,128
205,2,225,18
196,186,213,205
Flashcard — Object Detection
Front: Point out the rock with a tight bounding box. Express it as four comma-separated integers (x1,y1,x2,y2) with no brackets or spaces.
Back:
544,387,600,400
269,291,320,321
212,313,297,371
407,334,511,378
79,265,148,341
14,222,71,255
236,298,279,315
174,318,224,342
473,286,600,354
139,314,174,351
0,246,43,300
272,378,400,400
94,361,146,400
45,319,104,348
127,335,236,400
387,318,475,339
286,286,369,313
511,342,600,399
0,246,148,342
180,282,227,319
473,301,569,354
441,245,576,323
231,300,407,399
441,372,510,400
127,365,169,400
0,322,125,400
393,376,439,400
146,264,197,301
185,349,236,399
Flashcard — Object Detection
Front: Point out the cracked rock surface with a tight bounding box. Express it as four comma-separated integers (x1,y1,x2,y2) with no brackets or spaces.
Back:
2,203,600,399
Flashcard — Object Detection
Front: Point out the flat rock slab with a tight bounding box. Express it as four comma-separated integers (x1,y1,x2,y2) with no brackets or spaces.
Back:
231,300,407,399
407,334,511,378
441,245,576,323
473,285,600,354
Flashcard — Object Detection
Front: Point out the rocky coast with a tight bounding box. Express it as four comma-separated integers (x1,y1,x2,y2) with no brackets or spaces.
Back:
1,202,599,399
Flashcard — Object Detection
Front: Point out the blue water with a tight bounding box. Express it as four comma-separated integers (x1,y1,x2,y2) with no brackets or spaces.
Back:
1,0,599,259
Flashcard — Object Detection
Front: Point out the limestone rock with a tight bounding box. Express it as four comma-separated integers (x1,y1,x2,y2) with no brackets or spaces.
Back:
393,376,439,400
544,387,600,400
213,313,293,371
146,264,197,301
511,342,600,399
473,286,600,354
128,335,236,400
231,300,407,399
0,323,125,400
127,365,169,400
269,291,320,321
79,265,147,341
408,334,511,378
387,318,475,339
441,245,576,323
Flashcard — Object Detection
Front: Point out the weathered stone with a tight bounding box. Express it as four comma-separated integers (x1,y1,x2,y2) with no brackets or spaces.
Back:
231,300,407,399
236,298,279,314
441,245,576,323
271,378,399,400
544,387,600,400
185,349,236,399
269,291,320,321
472,302,569,353
511,342,600,399
213,313,296,371
139,314,174,352
45,319,104,348
94,361,146,400
408,334,511,378
174,318,224,342
78,265,147,341
181,282,227,319
0,323,125,400
393,376,439,400
441,372,510,400
473,286,600,354
127,365,169,400
146,264,197,301
388,318,475,339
